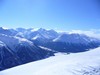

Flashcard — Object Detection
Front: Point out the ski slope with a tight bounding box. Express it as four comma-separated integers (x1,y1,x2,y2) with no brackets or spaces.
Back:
0,47,100,75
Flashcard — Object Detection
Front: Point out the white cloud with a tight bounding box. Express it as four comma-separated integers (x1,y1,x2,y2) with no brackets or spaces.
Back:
68,29,100,39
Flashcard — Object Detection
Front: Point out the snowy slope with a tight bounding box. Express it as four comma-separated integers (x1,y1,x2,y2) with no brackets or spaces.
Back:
0,34,33,51
0,27,17,36
0,47,100,75
0,27,100,72
0,34,55,71
53,33,99,44
28,28,58,40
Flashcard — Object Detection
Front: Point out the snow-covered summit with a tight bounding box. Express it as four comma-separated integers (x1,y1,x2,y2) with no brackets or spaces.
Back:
27,28,58,40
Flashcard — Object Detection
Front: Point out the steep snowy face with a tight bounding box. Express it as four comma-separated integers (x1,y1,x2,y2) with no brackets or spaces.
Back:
0,28,56,71
15,32,24,38
0,33,53,59
28,28,58,40
0,41,20,71
37,28,58,39
53,33,100,44
0,34,33,51
31,34,47,42
0,27,17,36
0,34,54,71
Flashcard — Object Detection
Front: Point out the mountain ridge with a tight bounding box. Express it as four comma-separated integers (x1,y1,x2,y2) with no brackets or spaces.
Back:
0,27,100,71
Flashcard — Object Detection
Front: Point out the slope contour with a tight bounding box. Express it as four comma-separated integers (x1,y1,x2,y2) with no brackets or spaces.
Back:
0,47,100,75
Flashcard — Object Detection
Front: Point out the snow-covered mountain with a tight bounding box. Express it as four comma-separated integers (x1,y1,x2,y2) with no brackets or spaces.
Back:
16,28,27,33
19,28,100,52
53,33,98,44
0,47,100,75
0,29,54,71
0,27,17,36
0,27,100,71
27,28,58,40
0,37,54,71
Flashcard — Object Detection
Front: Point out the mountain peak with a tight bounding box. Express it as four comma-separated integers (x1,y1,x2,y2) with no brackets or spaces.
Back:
0,27,9,30
38,28,46,32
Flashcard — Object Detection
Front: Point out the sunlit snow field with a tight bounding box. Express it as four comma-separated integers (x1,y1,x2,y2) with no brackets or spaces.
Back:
0,47,100,75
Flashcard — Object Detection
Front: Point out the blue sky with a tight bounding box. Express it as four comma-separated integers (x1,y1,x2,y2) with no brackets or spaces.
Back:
0,0,100,30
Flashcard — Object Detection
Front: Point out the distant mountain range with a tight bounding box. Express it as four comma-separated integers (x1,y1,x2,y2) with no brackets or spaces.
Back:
0,27,100,71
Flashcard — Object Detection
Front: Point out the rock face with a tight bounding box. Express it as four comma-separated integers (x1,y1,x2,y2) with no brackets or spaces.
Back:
0,27,100,71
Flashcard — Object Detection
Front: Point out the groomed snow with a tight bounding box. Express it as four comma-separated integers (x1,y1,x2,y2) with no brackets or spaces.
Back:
0,47,100,75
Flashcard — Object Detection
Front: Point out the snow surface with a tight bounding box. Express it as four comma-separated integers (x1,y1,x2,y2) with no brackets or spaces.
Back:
53,33,99,44
0,47,100,75
0,34,34,51
0,41,5,47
